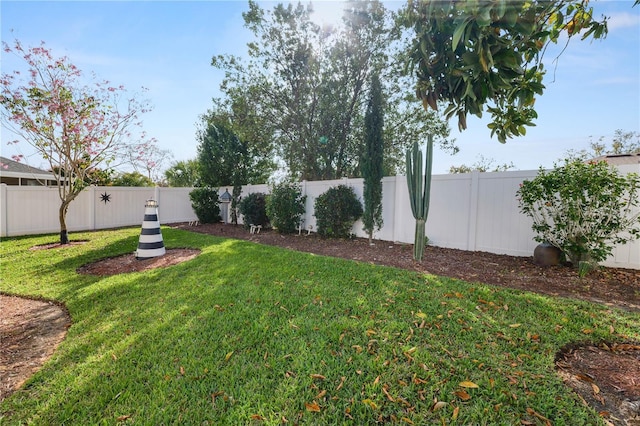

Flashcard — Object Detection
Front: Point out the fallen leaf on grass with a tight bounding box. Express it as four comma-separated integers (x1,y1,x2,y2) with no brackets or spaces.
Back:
591,383,600,395
305,402,321,412
454,390,471,401
116,415,131,422
310,374,326,380
432,401,447,411
225,351,234,362
336,376,346,391
250,414,265,421
452,405,460,420
459,381,479,388
509,323,521,328
382,385,395,402
362,399,378,410
179,366,185,376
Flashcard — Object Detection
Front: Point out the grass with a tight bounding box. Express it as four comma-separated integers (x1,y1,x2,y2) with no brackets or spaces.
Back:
1,227,638,425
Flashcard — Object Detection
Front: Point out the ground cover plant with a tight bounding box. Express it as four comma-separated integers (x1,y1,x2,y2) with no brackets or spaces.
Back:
1,228,638,425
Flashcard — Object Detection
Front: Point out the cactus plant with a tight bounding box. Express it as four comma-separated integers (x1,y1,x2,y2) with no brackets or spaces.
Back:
406,135,433,261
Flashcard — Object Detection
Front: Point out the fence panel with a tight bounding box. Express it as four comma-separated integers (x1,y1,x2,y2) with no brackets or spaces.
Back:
157,187,198,224
475,171,538,256
93,187,154,230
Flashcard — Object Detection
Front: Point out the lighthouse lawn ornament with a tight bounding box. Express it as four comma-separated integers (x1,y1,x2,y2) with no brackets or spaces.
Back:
136,199,166,260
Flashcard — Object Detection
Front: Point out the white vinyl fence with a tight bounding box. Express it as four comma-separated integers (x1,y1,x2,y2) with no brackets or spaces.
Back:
1,166,638,269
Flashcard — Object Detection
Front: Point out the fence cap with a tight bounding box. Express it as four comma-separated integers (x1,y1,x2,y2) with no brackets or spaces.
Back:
145,199,158,208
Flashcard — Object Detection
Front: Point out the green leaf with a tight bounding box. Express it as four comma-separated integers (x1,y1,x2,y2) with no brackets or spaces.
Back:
452,20,469,51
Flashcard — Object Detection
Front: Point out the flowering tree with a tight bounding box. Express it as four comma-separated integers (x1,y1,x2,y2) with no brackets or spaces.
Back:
0,40,154,243
124,138,173,184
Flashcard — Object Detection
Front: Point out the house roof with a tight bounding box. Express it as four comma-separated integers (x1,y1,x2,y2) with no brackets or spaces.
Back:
0,156,56,181
590,153,640,166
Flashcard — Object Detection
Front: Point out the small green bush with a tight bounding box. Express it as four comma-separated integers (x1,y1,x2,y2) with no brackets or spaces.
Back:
518,159,640,268
238,192,269,229
314,185,363,238
189,187,221,224
266,182,307,234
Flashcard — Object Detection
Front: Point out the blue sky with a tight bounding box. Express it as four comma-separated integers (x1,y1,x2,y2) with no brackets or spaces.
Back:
1,1,639,175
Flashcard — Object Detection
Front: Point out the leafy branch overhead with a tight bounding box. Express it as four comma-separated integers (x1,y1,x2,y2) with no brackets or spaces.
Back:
400,0,609,143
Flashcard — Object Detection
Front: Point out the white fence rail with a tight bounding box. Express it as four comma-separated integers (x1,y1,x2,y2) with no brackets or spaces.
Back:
1,167,638,269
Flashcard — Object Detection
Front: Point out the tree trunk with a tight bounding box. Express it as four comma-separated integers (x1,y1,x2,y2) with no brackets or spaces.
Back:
59,201,70,244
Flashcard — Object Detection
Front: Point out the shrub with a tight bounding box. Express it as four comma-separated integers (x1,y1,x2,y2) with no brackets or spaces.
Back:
238,192,269,229
314,185,363,238
517,160,640,268
189,187,221,224
266,182,307,234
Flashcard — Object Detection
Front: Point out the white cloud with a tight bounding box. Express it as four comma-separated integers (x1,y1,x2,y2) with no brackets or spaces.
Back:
607,11,640,31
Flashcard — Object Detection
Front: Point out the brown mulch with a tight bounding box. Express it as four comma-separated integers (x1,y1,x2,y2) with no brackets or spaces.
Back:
2,223,639,424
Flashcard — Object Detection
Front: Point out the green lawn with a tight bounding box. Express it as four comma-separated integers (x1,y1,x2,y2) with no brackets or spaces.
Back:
1,227,638,425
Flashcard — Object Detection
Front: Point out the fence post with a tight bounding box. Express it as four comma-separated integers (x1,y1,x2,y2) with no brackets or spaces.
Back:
1,183,7,237
467,172,480,251
88,185,96,231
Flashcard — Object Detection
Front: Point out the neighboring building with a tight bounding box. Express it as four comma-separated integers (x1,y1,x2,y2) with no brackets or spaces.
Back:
590,153,640,166
0,156,57,186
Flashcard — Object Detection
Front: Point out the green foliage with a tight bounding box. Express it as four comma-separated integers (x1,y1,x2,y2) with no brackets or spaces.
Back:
400,1,608,143
518,160,640,267
449,155,515,174
197,113,272,187
212,1,452,180
238,192,269,229
111,171,154,187
164,159,201,187
188,187,221,224
314,185,363,238
406,137,434,261
266,182,306,234
362,73,385,243
565,129,640,161
1,229,638,424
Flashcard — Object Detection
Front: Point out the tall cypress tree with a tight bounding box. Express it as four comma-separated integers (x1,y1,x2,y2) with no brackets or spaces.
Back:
362,73,384,244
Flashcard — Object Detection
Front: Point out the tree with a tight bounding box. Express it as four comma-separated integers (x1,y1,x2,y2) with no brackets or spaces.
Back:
0,40,153,243
361,73,384,244
197,112,272,188
212,0,453,181
164,159,201,187
400,0,609,143
565,130,640,161
197,112,272,224
449,155,515,174
111,171,154,187
125,139,173,183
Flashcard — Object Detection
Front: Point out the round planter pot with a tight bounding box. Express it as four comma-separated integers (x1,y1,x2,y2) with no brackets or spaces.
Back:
533,243,562,266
